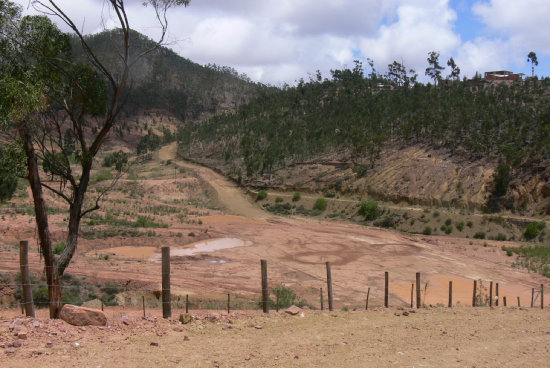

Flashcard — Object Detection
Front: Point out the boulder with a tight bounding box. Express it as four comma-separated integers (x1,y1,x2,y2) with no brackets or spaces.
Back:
284,305,302,315
179,313,192,324
59,304,107,326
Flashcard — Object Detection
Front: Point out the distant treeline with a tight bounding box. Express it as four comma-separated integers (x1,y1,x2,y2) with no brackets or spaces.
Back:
177,62,550,177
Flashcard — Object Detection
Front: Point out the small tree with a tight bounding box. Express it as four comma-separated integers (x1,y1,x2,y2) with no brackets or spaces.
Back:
425,51,444,85
446,57,460,81
359,200,379,221
527,51,538,77
0,0,190,318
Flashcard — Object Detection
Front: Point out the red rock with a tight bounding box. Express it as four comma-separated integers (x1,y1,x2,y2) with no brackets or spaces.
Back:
150,341,159,346
284,305,302,315
17,333,27,340
59,305,107,327
183,336,190,341
11,340,22,348
45,341,53,348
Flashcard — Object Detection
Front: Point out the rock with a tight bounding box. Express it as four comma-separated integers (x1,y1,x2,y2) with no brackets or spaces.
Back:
402,311,410,316
179,314,192,325
121,316,130,326
17,332,27,339
45,341,53,348
59,304,107,327
284,305,302,315
32,321,40,328
150,341,159,347
11,340,22,348
254,325,263,329
5,348,15,355
183,336,190,341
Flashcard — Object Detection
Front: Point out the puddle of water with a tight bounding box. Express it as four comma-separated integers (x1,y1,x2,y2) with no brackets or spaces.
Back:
150,238,251,261
105,246,157,259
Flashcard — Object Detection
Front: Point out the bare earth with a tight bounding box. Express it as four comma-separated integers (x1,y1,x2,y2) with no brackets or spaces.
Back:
1,306,550,367
1,142,550,366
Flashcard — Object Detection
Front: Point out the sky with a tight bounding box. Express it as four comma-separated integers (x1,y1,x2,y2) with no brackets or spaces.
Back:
14,0,550,86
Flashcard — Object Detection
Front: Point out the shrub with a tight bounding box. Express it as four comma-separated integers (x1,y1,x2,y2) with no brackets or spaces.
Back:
445,218,452,226
359,200,379,221
467,221,473,228
292,191,301,202
433,210,440,217
313,197,328,211
275,197,283,203
188,232,195,237
256,190,267,201
473,232,486,239
444,225,453,234
524,222,545,241
456,221,465,232
53,241,66,255
423,226,432,235
496,233,507,241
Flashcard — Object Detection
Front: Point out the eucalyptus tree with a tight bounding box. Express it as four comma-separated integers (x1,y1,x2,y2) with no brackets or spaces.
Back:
446,57,460,81
527,51,538,77
0,0,190,318
425,51,444,85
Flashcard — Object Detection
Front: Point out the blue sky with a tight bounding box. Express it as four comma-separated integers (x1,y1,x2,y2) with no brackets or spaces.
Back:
15,0,550,84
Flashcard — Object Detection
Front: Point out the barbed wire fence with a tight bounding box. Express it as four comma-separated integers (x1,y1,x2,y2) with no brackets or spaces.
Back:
1,244,547,318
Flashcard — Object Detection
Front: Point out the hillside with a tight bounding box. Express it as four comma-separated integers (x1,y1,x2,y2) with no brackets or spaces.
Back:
176,66,550,214
72,29,272,120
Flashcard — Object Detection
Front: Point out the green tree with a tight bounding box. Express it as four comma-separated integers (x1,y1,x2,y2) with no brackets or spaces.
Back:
0,0,190,318
425,51,444,85
446,57,460,80
527,51,538,77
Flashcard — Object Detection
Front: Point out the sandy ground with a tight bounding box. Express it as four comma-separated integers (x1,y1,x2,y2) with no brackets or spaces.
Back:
2,306,550,367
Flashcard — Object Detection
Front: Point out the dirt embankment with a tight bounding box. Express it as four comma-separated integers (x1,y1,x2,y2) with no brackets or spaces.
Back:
185,143,550,215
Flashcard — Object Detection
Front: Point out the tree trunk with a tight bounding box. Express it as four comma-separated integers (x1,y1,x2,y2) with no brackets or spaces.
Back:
18,121,63,318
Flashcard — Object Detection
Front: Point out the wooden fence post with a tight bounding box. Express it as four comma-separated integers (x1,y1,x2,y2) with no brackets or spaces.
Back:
541,284,544,310
366,287,370,311
531,288,535,308
19,240,35,318
261,259,269,313
161,246,171,318
489,281,493,307
320,288,324,311
276,289,280,312
503,296,507,307
101,301,104,311
448,281,453,308
495,283,499,306
142,295,146,318
517,296,520,307
410,283,414,308
227,293,231,314
326,262,334,312
384,271,389,308
416,272,421,309
185,294,189,314
472,280,477,307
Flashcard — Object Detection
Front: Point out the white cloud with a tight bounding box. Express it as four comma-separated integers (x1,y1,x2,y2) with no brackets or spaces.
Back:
12,0,549,83
359,0,460,79
473,0,550,52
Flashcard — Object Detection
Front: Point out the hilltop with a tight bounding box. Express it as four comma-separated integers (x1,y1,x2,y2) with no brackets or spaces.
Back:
72,29,272,121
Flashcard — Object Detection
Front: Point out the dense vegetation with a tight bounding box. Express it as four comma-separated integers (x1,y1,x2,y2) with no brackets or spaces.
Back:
72,29,271,119
177,62,550,184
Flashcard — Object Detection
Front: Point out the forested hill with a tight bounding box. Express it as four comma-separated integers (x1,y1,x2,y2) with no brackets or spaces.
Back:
73,29,270,120
177,66,550,213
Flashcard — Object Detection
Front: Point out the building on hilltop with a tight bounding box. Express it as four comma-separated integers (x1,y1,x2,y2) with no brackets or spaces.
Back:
484,71,524,82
